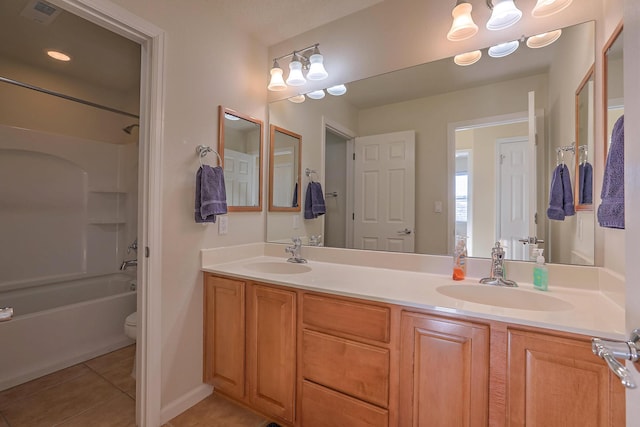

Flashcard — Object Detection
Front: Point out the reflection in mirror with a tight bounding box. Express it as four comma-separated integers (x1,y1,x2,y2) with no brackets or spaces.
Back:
575,65,595,211
604,23,624,156
267,21,596,265
218,106,263,211
269,125,301,212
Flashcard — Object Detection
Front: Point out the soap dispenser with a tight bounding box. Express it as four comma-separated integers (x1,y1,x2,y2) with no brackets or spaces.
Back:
533,249,548,291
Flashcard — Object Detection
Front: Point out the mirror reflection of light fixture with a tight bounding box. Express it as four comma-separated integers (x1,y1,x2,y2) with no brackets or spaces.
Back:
526,29,562,48
447,1,478,41
288,95,306,103
532,0,573,17
488,40,520,57
327,84,347,96
224,113,240,121
267,60,287,91
268,43,329,91
306,90,326,100
454,50,482,66
486,0,522,31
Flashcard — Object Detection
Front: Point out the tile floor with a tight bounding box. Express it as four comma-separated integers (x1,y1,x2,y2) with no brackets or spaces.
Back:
0,346,271,427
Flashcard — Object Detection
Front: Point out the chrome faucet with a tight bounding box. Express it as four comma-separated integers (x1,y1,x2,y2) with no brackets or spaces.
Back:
120,259,138,270
285,237,307,263
480,242,517,287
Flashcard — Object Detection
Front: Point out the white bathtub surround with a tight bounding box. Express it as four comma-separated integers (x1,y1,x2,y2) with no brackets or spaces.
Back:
0,273,136,391
201,244,624,340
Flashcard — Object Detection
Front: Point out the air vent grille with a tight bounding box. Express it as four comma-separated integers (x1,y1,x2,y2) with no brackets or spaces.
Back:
20,0,61,25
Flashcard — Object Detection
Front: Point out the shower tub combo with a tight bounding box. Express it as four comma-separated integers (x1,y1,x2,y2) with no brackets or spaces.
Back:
0,273,136,391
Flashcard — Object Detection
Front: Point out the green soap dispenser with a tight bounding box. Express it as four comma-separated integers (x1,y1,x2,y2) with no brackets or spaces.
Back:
533,249,548,291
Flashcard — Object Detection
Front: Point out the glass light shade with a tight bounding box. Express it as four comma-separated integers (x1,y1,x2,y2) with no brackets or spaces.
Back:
307,53,329,80
327,84,347,96
531,0,573,17
286,59,306,86
447,2,478,42
224,113,240,121
454,50,482,66
526,29,562,48
488,40,519,58
486,0,522,31
288,95,306,103
306,90,325,100
267,65,287,91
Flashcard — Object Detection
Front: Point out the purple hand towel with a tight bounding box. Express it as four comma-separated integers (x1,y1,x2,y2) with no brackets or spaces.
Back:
547,164,566,220
304,182,315,219
561,163,575,217
195,165,227,223
598,115,624,229
311,182,326,216
579,162,593,204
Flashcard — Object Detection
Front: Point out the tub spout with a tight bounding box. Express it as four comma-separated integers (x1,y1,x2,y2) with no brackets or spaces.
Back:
120,259,137,270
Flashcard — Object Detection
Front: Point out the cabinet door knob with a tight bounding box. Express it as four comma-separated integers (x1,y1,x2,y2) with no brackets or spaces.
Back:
592,329,640,389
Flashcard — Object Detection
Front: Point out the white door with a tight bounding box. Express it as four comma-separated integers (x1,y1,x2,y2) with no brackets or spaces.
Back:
353,130,415,252
496,137,530,261
224,149,256,206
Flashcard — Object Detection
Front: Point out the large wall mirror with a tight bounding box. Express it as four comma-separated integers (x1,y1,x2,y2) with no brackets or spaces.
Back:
575,65,595,211
218,106,263,212
603,23,624,157
268,21,596,265
269,125,301,212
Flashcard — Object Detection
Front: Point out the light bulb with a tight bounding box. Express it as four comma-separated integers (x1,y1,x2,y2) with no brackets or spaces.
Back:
286,57,306,86
447,2,478,42
532,0,573,17
486,0,522,31
326,84,347,96
454,50,482,66
526,29,562,48
267,61,287,91
306,90,325,100
488,40,519,58
307,53,328,80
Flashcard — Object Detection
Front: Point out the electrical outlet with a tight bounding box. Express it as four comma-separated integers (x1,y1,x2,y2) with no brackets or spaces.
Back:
218,215,228,235
293,215,300,229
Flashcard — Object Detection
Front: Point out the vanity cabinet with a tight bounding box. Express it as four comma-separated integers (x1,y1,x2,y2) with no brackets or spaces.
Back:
203,274,297,425
506,328,625,427
399,312,490,427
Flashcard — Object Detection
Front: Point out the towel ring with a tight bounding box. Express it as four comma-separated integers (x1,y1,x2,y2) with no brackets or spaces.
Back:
305,168,319,182
196,145,222,167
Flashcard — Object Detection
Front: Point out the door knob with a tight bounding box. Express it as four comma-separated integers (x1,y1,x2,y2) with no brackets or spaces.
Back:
518,236,545,244
592,329,640,389
397,228,412,235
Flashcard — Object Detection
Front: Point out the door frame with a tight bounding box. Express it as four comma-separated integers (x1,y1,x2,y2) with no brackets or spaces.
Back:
51,1,165,425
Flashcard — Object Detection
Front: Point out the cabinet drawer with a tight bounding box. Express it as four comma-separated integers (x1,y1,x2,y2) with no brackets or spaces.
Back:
302,293,390,342
302,330,389,407
301,380,388,427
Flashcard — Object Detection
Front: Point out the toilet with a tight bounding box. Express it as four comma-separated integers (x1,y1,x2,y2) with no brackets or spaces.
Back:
124,312,137,378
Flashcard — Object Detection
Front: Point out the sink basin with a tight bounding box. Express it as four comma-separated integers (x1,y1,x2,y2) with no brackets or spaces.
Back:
244,261,312,275
436,284,574,311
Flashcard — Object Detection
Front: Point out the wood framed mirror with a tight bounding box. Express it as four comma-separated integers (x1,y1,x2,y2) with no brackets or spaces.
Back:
574,64,595,211
218,106,263,212
603,22,624,159
269,125,301,212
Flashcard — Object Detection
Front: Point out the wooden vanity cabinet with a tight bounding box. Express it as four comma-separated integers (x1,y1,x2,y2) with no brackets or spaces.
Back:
399,312,490,427
506,328,625,427
203,274,297,425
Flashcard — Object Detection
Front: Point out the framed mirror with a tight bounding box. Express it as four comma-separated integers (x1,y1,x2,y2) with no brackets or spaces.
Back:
268,21,596,265
603,22,624,157
218,106,263,212
269,125,301,212
574,65,595,211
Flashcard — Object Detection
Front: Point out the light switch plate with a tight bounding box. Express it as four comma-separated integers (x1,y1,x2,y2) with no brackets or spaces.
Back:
434,201,443,213
293,215,299,229
218,215,228,235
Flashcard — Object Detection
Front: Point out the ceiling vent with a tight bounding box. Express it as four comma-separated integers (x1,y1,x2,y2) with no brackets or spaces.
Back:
20,0,61,25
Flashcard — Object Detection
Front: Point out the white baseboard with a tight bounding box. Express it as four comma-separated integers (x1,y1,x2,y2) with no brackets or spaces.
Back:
160,383,213,424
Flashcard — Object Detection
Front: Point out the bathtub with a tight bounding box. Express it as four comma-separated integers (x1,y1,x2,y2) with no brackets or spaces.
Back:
0,273,137,391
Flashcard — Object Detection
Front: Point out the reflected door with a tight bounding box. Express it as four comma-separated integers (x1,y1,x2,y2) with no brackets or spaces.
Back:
353,130,415,252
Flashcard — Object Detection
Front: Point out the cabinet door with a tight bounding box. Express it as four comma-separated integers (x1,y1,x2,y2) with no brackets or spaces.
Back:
507,329,625,426
203,274,246,400
247,284,296,423
400,312,489,427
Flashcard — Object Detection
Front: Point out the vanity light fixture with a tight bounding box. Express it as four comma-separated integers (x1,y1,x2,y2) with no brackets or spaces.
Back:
531,0,573,17
454,50,482,66
447,1,479,41
526,29,562,48
486,0,522,31
306,89,326,100
268,43,329,91
326,84,347,96
488,39,519,57
224,113,240,121
46,49,71,61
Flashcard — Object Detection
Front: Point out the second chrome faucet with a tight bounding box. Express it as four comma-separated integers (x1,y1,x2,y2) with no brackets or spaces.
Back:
285,237,307,264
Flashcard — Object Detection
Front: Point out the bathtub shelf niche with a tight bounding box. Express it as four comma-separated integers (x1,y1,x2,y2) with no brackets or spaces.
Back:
87,190,127,225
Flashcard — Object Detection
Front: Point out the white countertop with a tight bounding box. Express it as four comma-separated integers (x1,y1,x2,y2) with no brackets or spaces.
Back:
202,254,625,340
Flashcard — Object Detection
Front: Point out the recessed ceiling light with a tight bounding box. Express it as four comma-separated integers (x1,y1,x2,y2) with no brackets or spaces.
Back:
46,50,71,61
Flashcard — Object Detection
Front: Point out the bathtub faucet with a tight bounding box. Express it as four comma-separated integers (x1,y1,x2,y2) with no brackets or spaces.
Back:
120,259,137,270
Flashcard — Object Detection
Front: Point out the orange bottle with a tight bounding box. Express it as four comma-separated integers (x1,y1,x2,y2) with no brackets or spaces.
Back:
452,236,467,281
